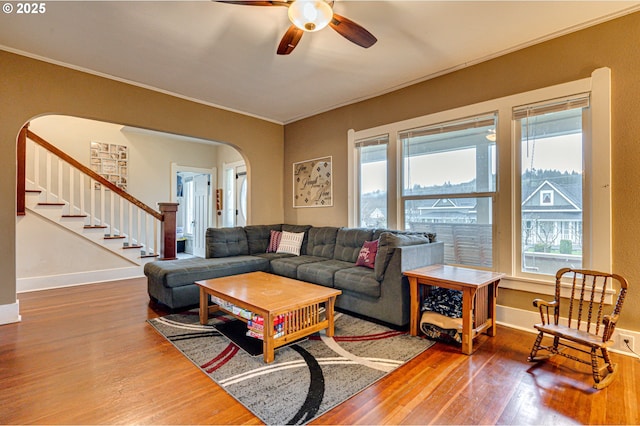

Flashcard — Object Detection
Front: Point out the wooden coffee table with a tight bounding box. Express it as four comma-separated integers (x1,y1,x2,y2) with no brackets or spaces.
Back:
196,271,341,363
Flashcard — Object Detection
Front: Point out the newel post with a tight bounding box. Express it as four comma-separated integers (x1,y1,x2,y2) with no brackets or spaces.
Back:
158,202,179,260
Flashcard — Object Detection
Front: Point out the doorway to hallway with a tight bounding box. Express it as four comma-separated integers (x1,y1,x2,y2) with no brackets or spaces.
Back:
172,165,215,258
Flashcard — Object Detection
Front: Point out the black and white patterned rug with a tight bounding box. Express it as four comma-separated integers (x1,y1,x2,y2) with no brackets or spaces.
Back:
148,310,434,425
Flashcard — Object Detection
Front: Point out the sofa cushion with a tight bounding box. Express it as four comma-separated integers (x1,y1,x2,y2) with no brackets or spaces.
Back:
144,256,269,288
334,267,381,298
269,255,326,279
254,252,296,261
206,227,249,258
244,224,282,254
374,232,430,281
277,231,305,255
334,228,374,263
306,227,339,258
297,259,353,287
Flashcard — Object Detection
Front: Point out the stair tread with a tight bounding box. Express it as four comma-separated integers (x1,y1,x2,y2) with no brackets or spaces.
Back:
38,202,65,206
104,235,126,240
140,254,159,258
123,245,143,249
84,225,108,229
26,189,42,193
62,214,88,218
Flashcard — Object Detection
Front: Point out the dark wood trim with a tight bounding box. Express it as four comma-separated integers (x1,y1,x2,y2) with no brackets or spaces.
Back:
17,125,28,215
158,202,179,260
26,129,163,221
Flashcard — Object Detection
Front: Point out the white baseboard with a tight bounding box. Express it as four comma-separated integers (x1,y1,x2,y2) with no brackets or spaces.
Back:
17,266,145,293
0,301,21,325
496,304,640,358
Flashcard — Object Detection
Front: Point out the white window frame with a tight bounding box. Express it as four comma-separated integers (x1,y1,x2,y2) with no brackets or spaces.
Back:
348,67,611,296
354,134,390,228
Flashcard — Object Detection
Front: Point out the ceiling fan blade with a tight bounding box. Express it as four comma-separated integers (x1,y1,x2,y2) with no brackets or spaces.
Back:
277,25,304,55
216,1,289,6
329,13,377,48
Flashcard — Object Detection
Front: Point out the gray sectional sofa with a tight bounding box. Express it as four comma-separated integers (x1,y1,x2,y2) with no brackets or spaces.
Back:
144,224,444,327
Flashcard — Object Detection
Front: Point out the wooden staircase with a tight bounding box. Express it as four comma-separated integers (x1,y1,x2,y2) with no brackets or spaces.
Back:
17,125,178,266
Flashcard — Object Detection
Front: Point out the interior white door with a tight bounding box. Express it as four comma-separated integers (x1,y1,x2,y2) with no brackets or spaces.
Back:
193,173,210,258
236,167,247,227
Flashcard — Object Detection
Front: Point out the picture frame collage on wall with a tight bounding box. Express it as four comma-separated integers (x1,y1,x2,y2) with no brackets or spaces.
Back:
90,141,128,191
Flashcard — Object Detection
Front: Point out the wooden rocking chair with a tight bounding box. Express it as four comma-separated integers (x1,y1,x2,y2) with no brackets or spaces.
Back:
528,268,628,389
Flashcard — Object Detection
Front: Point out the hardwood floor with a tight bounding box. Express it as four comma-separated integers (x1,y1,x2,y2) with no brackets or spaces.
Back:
1,278,638,424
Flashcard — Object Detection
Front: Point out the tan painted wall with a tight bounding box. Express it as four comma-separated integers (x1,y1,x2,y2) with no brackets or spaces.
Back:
284,12,640,330
0,50,284,306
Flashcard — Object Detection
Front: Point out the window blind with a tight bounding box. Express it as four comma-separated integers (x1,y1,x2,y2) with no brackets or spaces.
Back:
513,93,590,120
355,135,388,148
398,113,497,140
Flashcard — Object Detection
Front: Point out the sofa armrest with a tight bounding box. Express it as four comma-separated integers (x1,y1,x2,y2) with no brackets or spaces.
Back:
398,242,445,272
373,242,444,326
379,241,445,281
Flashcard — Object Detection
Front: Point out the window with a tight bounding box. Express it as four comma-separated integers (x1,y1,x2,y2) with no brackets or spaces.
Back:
400,114,497,268
515,98,588,275
348,68,611,293
356,135,388,228
540,191,554,206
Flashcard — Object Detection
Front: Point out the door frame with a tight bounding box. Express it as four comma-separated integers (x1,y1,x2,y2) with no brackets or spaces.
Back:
170,163,216,247
222,160,248,227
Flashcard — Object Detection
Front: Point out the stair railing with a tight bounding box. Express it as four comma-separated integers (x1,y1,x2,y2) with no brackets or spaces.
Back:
17,124,178,260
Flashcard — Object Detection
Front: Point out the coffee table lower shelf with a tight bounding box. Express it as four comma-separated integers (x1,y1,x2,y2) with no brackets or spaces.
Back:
196,272,341,363
211,304,331,351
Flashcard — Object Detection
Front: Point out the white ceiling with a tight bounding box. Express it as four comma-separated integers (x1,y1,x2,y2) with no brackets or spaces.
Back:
1,1,639,124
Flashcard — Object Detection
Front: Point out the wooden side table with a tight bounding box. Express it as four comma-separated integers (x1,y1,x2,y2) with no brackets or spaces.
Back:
405,264,504,355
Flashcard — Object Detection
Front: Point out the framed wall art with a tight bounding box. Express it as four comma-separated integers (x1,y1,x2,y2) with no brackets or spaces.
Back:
293,156,332,208
90,141,128,191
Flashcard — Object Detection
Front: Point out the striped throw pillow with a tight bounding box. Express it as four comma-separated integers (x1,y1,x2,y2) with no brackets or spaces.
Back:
266,230,282,253
276,231,305,256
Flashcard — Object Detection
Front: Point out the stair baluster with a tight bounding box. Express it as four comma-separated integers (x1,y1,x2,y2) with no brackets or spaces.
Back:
18,126,177,262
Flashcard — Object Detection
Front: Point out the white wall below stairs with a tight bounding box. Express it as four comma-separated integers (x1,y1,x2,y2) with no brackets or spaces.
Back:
16,213,143,293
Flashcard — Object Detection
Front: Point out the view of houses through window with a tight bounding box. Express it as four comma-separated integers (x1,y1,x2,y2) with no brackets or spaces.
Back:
399,114,497,268
517,104,585,275
353,82,599,279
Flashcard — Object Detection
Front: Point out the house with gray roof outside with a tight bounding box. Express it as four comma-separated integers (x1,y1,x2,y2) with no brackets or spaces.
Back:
403,173,582,273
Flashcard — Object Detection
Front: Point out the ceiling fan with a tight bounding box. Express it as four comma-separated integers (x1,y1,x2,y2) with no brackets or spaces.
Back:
217,0,377,55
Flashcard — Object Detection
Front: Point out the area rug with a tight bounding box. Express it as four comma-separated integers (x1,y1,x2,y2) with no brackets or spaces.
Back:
148,310,434,425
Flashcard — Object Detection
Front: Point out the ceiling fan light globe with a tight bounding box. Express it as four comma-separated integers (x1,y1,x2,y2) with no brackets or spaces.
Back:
288,0,333,32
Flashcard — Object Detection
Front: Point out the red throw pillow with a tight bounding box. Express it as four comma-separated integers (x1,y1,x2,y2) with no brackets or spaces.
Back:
356,239,378,269
266,230,282,253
